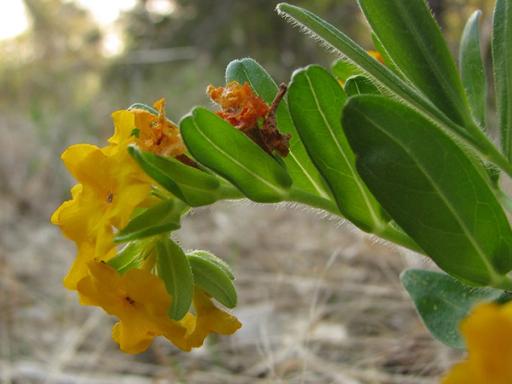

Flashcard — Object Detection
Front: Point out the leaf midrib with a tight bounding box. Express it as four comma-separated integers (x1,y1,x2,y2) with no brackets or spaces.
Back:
304,72,382,228
190,118,287,196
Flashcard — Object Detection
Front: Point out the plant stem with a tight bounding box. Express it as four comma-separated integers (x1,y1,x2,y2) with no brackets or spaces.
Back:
288,187,341,215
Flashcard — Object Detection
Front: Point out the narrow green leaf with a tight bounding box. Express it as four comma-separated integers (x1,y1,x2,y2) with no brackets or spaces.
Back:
226,58,332,200
129,146,220,206
288,65,384,232
401,269,504,348
493,0,512,160
344,75,380,96
460,10,487,129
276,3,480,147
114,199,181,243
156,238,194,320
343,95,512,287
180,107,292,203
187,250,234,280
188,252,237,308
357,0,472,128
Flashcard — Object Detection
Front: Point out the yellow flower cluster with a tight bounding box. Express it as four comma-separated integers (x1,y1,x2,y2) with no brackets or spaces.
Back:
443,302,512,384
51,100,241,354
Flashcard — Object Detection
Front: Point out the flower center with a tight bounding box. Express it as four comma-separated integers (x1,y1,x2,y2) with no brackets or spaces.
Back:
106,192,114,204
125,296,135,305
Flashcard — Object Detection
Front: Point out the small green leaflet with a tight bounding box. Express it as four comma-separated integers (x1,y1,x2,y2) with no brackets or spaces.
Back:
187,251,237,308
156,238,194,320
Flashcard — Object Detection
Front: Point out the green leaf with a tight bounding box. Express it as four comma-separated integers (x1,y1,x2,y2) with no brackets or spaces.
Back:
357,0,472,128
114,199,181,243
371,32,402,76
187,250,234,280
156,238,194,320
188,252,237,308
331,59,362,83
288,65,384,232
276,3,487,151
401,269,504,349
344,75,380,96
343,95,512,287
180,107,292,203
129,146,220,207
459,10,487,129
108,241,146,273
226,58,332,200
493,0,512,161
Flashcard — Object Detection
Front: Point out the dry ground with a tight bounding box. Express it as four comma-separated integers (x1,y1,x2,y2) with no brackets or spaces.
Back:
0,194,462,383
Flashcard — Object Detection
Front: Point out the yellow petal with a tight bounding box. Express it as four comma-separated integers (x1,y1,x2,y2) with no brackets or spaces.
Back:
112,318,157,354
65,242,115,290
61,144,100,181
443,302,512,384
108,110,136,146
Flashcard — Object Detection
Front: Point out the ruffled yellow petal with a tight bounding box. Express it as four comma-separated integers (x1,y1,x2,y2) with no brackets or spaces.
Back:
112,321,155,354
61,144,99,180
63,240,116,290
180,290,241,349
108,110,137,147
442,302,512,384
77,262,189,354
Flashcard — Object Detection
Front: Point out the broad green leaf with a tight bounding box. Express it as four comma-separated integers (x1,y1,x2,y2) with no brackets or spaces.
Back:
108,241,146,273
344,75,380,96
331,59,362,83
343,95,512,287
188,252,237,308
459,11,487,129
288,65,384,232
226,58,332,200
156,238,194,320
276,3,484,150
493,0,512,161
187,250,234,280
180,107,292,203
129,146,220,206
357,0,472,128
114,199,181,243
401,269,504,349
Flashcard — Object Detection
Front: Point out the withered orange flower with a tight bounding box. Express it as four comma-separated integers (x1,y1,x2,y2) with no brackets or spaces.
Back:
131,99,187,158
207,81,269,131
207,81,290,156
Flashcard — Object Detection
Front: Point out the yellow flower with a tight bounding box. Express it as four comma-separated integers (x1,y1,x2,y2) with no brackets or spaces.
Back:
182,289,242,349
78,261,190,354
51,141,151,288
442,302,512,384
77,261,241,354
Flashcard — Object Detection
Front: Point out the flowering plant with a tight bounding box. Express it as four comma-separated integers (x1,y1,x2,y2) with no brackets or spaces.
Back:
53,0,512,381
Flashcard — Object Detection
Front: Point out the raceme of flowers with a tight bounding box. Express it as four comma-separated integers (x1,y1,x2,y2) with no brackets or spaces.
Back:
51,98,242,353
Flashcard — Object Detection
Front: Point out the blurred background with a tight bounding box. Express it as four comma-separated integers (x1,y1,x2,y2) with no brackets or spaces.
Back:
0,0,497,382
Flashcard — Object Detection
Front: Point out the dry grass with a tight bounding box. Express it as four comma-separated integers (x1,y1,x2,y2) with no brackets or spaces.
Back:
0,190,462,383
